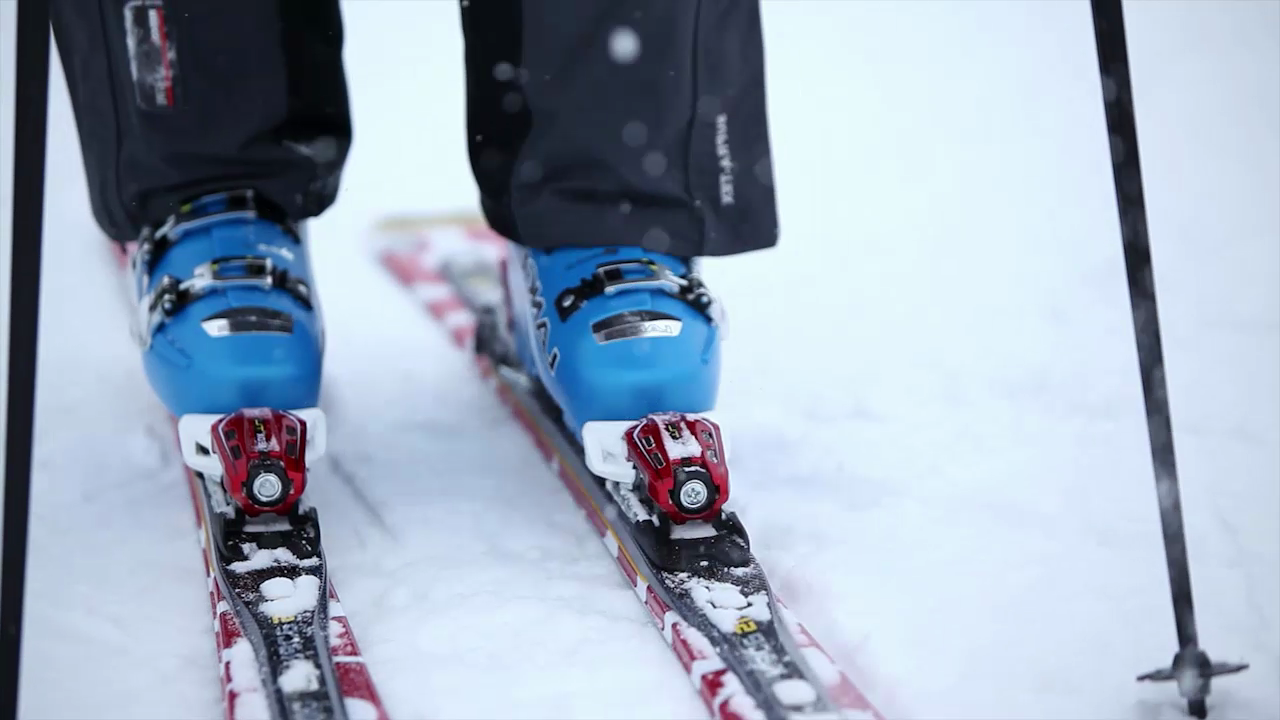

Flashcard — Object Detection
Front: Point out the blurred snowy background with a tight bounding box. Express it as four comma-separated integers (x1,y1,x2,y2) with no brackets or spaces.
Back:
2,1,1277,718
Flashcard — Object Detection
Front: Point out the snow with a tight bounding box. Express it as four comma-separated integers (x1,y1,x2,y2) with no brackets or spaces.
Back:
260,576,296,601
799,646,843,688
622,121,649,148
771,677,818,707
642,151,669,178
669,520,718,539
343,697,383,720
680,575,772,634
719,686,765,720
277,659,321,694
329,619,349,647
607,26,642,65
2,1,1278,719
227,546,321,574
259,575,322,620
231,692,271,720
491,62,516,83
224,638,270,719
654,415,705,460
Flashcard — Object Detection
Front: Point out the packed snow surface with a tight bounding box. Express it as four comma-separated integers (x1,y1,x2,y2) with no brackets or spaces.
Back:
2,1,1276,718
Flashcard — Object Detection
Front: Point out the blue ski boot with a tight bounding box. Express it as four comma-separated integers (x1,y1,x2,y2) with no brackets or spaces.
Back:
504,244,723,440
128,190,324,416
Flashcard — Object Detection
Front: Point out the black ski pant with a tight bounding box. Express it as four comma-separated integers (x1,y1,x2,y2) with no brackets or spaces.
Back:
50,0,778,258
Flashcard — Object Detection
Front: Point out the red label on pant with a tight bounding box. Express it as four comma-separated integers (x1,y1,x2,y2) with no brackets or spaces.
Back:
123,0,179,110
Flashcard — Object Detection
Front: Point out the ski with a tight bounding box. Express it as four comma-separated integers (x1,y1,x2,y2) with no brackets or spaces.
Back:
174,408,388,720
113,245,388,720
373,214,885,720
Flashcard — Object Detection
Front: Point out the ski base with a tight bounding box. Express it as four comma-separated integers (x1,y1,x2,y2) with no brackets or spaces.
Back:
375,213,885,720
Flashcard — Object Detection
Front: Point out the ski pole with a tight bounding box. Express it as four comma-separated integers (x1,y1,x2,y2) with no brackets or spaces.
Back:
1086,1,1249,717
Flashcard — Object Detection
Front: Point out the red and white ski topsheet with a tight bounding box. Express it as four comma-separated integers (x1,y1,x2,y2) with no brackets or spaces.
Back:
373,213,885,720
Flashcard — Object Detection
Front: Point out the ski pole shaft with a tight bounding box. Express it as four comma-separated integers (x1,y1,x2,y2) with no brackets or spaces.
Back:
1088,1,1248,716
1087,0,1200,652
1,0,53,718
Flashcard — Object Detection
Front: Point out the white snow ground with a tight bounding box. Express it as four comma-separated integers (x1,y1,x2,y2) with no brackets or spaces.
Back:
2,1,1277,718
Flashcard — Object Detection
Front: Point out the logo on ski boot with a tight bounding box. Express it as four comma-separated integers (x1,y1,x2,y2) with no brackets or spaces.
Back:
523,251,560,374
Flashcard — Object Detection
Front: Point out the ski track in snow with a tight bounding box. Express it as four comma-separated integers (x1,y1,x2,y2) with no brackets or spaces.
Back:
2,2,1277,719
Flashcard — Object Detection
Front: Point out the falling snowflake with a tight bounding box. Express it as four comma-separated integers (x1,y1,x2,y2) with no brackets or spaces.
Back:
642,151,668,177
608,26,641,64
622,120,648,147
492,62,516,82
642,226,671,251
501,92,524,113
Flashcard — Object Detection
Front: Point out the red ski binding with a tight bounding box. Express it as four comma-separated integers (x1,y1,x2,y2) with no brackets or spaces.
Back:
211,408,309,516
624,413,730,524
177,406,328,518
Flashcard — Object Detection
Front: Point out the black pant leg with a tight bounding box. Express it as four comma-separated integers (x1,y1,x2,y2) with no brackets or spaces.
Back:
461,0,778,258
50,0,352,241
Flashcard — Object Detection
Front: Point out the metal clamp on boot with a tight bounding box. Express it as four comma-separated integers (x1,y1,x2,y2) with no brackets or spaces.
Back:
553,258,717,323
142,255,313,343
131,189,298,280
